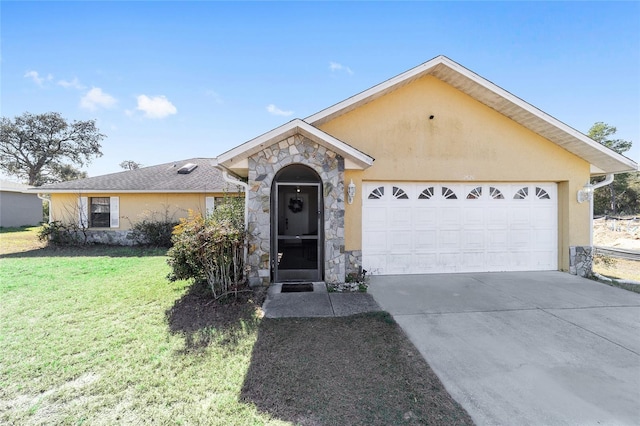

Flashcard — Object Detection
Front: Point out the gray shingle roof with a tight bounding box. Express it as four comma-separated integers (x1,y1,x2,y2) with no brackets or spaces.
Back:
34,158,239,193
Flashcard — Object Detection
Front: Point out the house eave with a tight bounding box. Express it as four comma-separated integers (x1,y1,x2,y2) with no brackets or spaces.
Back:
27,189,238,194
305,55,638,175
217,119,375,177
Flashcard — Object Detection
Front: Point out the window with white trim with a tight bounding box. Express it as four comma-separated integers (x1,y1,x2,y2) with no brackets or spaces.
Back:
90,197,111,227
79,196,119,228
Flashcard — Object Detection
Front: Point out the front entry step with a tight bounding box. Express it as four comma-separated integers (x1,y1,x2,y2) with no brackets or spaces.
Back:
262,282,381,318
280,283,314,293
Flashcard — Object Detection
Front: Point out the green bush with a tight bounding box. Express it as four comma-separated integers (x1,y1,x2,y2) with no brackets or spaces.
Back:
38,221,87,246
167,196,246,299
131,217,178,247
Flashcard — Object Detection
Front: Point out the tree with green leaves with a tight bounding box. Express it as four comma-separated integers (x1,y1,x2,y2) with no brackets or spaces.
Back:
120,160,142,170
588,122,637,216
0,112,104,185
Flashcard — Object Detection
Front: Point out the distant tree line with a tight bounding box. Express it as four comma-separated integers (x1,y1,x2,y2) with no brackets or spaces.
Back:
588,122,638,216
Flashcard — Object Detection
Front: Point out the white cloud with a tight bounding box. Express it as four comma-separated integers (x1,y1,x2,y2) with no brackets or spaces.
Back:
205,89,223,104
58,77,85,90
136,95,177,119
329,61,354,75
24,70,53,86
80,87,117,110
266,104,293,117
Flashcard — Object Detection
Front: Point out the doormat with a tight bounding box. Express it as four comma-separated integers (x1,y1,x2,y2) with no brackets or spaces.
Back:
281,283,314,293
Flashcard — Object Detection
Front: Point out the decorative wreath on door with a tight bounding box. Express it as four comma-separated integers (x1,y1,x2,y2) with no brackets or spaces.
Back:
288,198,304,213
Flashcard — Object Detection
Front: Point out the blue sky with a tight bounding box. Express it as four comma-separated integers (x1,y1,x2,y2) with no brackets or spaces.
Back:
2,1,639,179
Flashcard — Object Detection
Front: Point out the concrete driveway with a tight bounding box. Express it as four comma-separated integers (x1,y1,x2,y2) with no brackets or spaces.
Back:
368,271,640,426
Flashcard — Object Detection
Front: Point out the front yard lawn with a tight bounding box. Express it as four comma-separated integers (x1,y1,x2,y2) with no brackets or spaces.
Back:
0,229,472,425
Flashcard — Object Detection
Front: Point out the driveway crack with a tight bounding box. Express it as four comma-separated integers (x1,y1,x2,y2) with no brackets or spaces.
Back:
540,307,640,357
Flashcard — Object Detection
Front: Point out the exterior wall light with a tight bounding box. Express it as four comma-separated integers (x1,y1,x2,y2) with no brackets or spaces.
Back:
347,179,356,204
577,182,594,203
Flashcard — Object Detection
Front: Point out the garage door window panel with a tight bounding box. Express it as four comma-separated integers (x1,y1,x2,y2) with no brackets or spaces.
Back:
514,187,529,199
489,187,505,199
419,187,435,199
467,187,483,199
442,187,458,199
535,187,551,199
368,187,384,199
392,186,409,199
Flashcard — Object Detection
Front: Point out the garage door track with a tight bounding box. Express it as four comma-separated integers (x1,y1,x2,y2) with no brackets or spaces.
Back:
369,271,640,425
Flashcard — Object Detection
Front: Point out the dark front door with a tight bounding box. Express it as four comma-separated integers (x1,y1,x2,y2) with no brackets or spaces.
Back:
273,180,322,282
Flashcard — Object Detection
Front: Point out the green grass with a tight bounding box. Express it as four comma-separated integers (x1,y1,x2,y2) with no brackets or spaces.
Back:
0,244,277,425
1,229,472,425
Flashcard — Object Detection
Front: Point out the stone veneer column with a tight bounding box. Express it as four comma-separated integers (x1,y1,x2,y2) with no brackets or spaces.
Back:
246,134,346,286
569,246,594,278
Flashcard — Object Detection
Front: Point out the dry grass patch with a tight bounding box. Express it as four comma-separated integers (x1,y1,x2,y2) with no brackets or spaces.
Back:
593,258,640,283
242,313,474,426
0,226,45,255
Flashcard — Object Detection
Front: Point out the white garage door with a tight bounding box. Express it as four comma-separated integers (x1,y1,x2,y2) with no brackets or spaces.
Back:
362,183,557,275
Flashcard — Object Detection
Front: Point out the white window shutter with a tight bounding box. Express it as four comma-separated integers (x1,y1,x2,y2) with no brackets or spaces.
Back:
79,197,88,228
110,197,120,228
205,197,215,216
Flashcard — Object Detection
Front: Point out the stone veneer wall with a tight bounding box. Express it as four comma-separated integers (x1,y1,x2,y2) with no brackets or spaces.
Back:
344,250,363,276
76,230,136,245
569,246,593,278
246,134,347,286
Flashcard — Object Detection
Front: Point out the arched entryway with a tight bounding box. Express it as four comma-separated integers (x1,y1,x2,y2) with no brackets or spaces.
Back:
271,164,323,282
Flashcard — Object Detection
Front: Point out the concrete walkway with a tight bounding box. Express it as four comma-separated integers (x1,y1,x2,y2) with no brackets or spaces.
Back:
369,271,640,426
262,282,381,318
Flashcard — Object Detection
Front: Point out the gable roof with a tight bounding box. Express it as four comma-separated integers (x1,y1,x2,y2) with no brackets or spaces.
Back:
305,55,637,175
32,158,236,193
216,119,375,176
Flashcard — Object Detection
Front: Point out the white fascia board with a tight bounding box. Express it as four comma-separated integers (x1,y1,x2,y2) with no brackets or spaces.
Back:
29,189,240,194
217,119,302,165
443,59,639,173
305,55,637,174
296,123,374,169
305,55,446,125
217,118,374,170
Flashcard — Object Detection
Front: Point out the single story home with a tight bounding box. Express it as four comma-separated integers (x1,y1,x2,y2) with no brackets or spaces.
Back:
214,55,637,286
34,158,240,245
0,180,43,227
35,56,638,285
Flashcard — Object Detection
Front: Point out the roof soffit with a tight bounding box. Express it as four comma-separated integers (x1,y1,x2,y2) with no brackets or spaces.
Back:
217,119,375,174
305,56,638,175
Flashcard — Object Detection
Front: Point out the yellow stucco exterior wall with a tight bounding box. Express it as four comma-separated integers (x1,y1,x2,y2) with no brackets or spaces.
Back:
319,75,591,271
50,192,227,230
